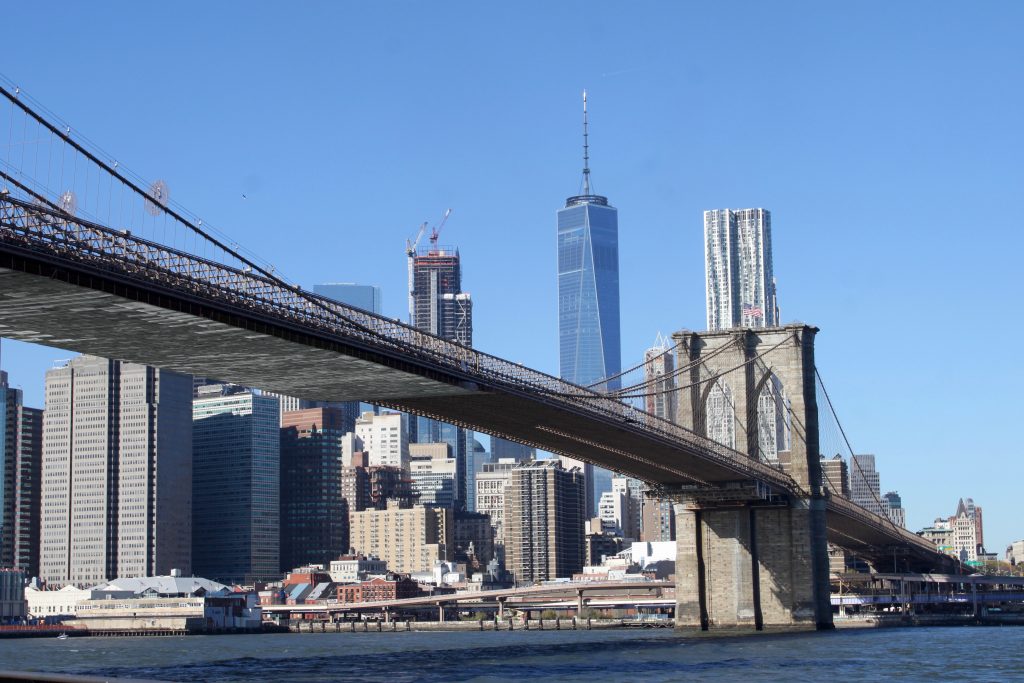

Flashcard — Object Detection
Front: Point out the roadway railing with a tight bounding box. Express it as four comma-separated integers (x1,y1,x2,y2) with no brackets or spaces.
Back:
826,495,955,557
0,195,796,490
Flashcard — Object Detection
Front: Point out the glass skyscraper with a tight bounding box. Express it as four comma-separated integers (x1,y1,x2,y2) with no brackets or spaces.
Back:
192,385,281,584
557,91,621,516
313,283,382,314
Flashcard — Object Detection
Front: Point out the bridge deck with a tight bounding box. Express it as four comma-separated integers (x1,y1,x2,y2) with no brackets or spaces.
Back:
0,196,957,572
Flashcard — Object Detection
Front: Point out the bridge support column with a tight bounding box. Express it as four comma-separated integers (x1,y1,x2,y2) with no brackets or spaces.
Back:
675,496,832,632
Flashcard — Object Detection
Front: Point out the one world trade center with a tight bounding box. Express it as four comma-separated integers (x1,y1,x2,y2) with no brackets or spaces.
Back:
556,90,621,516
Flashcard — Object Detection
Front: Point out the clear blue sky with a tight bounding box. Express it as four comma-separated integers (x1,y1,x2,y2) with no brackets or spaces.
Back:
2,2,1021,551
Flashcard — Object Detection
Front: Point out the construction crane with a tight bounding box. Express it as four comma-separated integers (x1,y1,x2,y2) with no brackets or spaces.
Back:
429,208,452,247
406,221,428,323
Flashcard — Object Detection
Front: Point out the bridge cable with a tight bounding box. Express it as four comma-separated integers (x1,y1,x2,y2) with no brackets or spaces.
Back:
814,366,907,543
590,333,796,400
596,337,739,397
0,82,410,347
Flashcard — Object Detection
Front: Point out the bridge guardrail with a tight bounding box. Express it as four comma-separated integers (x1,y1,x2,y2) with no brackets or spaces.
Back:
0,196,797,491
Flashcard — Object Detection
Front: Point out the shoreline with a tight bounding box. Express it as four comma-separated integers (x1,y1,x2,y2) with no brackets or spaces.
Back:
5,613,1024,639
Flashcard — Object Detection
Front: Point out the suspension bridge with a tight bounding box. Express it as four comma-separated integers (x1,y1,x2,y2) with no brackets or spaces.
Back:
0,79,959,632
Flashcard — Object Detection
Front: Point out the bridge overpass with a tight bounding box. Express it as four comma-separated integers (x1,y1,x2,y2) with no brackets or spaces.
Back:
0,83,959,633
262,580,674,619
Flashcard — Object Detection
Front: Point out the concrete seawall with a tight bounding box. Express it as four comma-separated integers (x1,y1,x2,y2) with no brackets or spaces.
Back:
284,618,673,633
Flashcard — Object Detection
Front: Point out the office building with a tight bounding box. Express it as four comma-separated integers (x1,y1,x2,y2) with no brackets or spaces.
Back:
342,451,416,512
850,454,883,515
1,368,42,576
341,452,372,514
40,357,192,588
475,458,517,558
704,208,779,331
453,510,494,569
641,499,676,543
409,443,457,508
882,491,906,529
280,408,350,571
597,490,631,538
557,91,621,516
611,477,642,541
465,438,488,511
962,497,984,549
490,437,534,463
349,500,452,574
951,498,983,563
355,411,408,470
820,454,850,497
643,333,677,422
192,386,280,584
1006,540,1024,566
503,460,586,583
313,283,382,314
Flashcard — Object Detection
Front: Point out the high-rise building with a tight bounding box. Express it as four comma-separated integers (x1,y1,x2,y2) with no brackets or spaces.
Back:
951,504,978,563
313,283,382,314
280,408,350,571
192,386,280,584
354,411,408,470
1,368,42,576
849,454,883,515
408,243,473,509
475,458,517,560
409,443,457,508
641,499,676,543
409,247,472,346
597,490,631,539
963,497,984,550
557,91,621,517
503,460,586,583
820,454,850,498
704,208,779,331
643,334,677,422
262,391,359,432
882,491,906,529
453,510,494,570
341,451,416,512
490,437,534,463
40,357,192,588
349,500,452,574
465,438,488,511
611,477,642,541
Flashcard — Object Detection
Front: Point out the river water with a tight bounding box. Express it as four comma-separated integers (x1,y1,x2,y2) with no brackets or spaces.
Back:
0,626,1021,682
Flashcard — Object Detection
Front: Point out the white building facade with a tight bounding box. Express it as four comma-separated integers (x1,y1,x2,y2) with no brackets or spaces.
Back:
354,412,408,469
704,208,779,331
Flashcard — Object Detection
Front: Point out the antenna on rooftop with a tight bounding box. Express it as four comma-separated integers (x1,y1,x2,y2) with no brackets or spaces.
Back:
582,89,591,195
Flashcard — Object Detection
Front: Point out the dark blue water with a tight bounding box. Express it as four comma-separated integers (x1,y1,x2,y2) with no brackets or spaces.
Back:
0,627,1021,682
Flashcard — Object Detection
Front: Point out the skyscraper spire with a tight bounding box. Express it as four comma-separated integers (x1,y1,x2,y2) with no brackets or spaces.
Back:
582,89,590,195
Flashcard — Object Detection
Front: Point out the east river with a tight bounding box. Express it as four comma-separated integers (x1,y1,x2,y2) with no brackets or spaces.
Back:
1,626,1022,682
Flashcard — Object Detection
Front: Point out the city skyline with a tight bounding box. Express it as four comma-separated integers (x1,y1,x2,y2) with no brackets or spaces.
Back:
0,2,1021,552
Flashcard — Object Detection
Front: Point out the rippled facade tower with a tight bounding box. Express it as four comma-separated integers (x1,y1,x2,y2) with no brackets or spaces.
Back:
557,91,621,516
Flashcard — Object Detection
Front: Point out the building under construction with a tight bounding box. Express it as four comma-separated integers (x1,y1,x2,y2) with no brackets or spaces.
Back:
410,246,472,347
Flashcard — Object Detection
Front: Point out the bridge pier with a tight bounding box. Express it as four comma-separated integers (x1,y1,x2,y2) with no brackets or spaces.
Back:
675,497,832,631
673,326,833,633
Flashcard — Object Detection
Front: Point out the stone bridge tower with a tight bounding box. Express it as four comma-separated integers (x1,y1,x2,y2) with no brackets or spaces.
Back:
670,324,832,631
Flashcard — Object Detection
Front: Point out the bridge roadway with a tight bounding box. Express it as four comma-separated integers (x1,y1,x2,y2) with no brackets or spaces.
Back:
262,580,675,615
0,197,955,572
